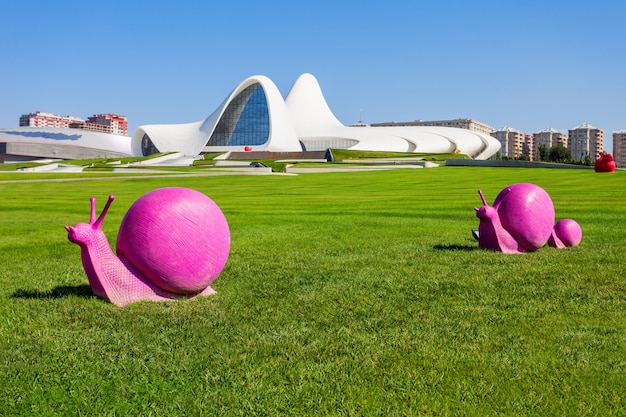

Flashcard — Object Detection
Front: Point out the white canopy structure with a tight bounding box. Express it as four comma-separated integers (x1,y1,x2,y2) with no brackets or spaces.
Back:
133,73,500,159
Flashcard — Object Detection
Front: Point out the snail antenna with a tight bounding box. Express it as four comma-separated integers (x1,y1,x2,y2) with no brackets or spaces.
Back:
89,197,97,224
477,190,488,206
94,195,115,229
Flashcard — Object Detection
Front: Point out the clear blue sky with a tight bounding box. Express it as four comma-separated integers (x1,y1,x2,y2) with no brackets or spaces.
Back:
1,0,624,152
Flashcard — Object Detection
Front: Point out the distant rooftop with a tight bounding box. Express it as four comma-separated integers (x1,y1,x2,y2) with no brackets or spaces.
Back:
538,127,563,133
572,122,599,130
496,126,522,133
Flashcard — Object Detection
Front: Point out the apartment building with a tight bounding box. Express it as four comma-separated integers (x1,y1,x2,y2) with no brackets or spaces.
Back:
522,134,534,160
568,123,604,161
19,111,84,129
69,121,115,134
86,114,128,136
491,126,525,158
613,130,626,167
19,111,127,136
532,127,568,160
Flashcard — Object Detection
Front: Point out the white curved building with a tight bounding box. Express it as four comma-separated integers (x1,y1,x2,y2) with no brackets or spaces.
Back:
131,75,302,157
0,73,500,162
0,127,132,162
133,73,500,159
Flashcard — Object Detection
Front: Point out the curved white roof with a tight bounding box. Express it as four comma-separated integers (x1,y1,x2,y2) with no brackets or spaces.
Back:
131,121,203,156
129,73,500,159
0,127,132,155
131,75,302,156
286,73,344,134
283,73,499,158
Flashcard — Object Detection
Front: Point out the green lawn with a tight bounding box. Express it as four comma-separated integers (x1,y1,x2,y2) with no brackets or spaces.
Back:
0,167,624,416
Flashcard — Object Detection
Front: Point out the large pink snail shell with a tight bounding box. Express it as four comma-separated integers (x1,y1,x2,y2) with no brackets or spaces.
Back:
493,183,555,251
116,187,230,295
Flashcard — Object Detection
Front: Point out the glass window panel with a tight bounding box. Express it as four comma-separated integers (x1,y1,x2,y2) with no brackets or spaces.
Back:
141,133,160,156
206,83,270,147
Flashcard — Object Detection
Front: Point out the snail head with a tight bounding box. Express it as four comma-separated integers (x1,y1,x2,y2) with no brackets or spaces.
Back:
475,189,496,220
65,195,115,244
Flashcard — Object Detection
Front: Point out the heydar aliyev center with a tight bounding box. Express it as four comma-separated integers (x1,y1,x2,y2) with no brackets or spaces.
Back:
134,73,499,159
0,73,500,161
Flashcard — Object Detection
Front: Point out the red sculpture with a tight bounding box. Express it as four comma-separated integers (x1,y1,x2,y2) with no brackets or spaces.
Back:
594,152,616,173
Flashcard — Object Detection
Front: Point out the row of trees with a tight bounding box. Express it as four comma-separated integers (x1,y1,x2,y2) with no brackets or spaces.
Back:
497,144,594,166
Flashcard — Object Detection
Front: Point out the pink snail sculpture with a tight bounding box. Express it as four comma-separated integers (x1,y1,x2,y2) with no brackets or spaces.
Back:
66,187,230,307
475,183,582,254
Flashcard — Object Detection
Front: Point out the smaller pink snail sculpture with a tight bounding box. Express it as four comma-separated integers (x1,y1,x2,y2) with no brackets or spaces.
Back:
475,183,582,254
66,187,230,307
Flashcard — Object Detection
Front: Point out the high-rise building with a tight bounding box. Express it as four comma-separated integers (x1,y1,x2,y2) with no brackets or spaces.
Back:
86,114,128,136
69,120,114,134
19,111,84,129
19,111,128,136
613,130,626,167
491,126,525,158
568,123,604,161
532,127,568,160
522,134,534,160
371,118,495,135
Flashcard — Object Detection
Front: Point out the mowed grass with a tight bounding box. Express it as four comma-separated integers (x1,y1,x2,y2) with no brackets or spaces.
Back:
0,167,624,416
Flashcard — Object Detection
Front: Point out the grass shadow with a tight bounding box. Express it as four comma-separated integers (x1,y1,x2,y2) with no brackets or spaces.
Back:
433,243,479,251
13,284,93,299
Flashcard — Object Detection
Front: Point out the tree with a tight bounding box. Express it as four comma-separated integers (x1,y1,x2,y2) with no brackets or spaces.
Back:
537,144,548,161
547,144,571,163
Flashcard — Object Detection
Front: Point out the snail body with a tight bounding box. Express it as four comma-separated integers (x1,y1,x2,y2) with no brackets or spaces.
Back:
475,183,581,254
66,187,230,307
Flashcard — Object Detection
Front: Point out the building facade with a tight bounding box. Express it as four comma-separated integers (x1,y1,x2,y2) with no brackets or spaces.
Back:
522,134,534,160
568,123,604,161
86,114,128,136
20,111,84,129
491,126,525,158
19,111,127,136
371,118,495,135
532,127,568,160
69,121,114,134
613,130,626,167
